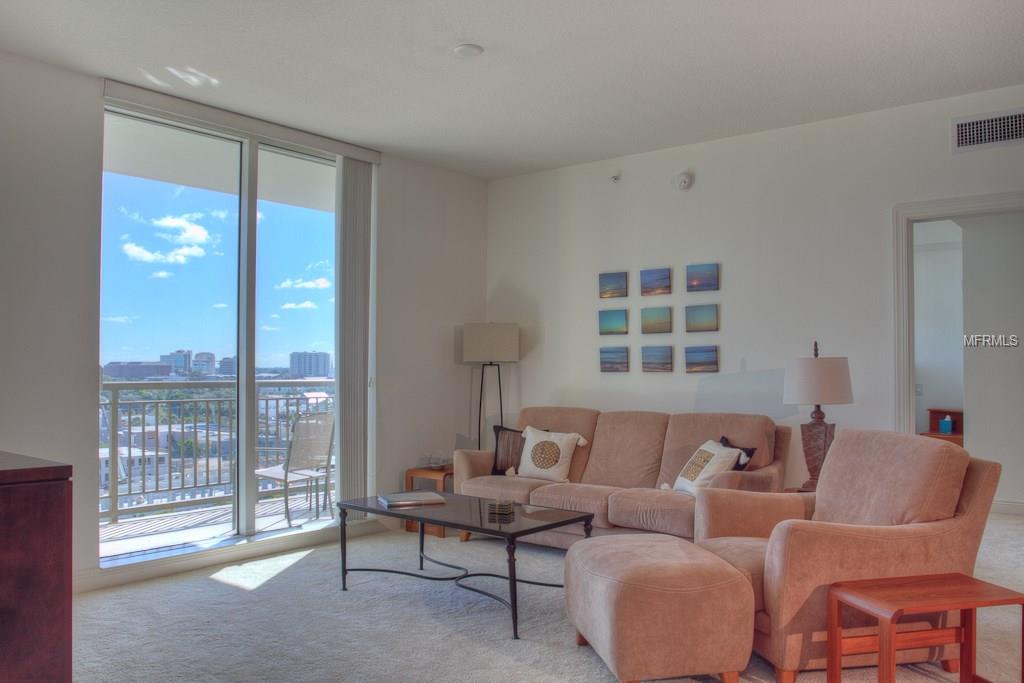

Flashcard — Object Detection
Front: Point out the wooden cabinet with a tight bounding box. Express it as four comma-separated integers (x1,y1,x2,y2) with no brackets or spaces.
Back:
0,452,73,682
919,408,965,447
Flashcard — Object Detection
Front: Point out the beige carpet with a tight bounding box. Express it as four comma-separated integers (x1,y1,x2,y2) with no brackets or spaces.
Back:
75,514,1023,682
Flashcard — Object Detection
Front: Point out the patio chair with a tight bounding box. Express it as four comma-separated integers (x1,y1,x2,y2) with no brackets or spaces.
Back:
255,412,335,527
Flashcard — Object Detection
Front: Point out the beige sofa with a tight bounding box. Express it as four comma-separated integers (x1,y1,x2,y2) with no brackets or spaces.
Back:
454,406,790,547
693,429,1000,681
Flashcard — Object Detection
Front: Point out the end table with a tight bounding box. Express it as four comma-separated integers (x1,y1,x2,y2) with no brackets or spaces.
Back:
403,464,454,537
827,572,1024,682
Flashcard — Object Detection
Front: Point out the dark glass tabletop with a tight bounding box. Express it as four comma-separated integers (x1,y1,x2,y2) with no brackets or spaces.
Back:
338,492,592,539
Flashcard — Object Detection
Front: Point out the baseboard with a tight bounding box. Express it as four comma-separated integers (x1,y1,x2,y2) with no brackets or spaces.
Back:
74,518,389,593
991,499,1024,516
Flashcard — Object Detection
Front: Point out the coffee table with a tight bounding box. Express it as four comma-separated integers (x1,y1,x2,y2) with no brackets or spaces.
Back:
338,492,594,639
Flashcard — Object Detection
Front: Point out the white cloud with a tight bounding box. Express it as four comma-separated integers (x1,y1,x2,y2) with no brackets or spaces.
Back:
120,233,131,242
306,259,330,272
261,325,280,331
275,277,331,290
212,303,228,309
102,316,131,324
328,297,335,303
270,313,280,319
150,270,173,279
119,206,147,223
256,210,265,223
172,185,186,198
153,213,209,245
123,242,206,264
210,209,229,221
281,301,317,310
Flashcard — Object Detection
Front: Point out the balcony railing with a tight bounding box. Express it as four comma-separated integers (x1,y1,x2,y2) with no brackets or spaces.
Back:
99,379,334,526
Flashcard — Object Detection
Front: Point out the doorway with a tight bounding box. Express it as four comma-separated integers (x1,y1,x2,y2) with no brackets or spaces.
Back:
895,193,1024,508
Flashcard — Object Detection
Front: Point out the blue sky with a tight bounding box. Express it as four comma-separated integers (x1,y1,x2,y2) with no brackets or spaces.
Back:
101,172,335,368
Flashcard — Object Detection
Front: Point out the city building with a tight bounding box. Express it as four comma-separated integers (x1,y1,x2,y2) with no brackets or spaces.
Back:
192,352,216,375
289,351,331,378
217,356,236,375
159,349,192,375
102,361,172,380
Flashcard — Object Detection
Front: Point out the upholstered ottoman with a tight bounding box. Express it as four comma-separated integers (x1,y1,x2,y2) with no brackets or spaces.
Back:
565,535,754,683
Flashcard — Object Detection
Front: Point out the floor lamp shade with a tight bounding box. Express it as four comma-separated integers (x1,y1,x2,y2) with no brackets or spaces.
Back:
462,323,520,363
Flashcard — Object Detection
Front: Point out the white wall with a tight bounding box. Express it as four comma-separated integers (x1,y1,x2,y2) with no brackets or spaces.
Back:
0,51,104,582
959,211,1024,505
372,156,487,493
486,84,1024,488
0,51,489,586
913,220,964,433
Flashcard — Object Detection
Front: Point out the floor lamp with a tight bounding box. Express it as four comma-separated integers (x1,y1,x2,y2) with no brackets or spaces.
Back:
462,323,520,449
783,341,853,491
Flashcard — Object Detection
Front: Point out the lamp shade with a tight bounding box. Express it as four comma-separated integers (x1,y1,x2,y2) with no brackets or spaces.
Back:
462,323,519,363
783,357,853,406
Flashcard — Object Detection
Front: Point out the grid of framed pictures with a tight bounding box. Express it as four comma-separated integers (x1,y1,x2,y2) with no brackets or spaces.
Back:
597,264,720,373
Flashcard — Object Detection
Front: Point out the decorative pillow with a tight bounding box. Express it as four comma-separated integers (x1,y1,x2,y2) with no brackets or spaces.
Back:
720,436,756,471
673,440,742,495
516,426,588,483
492,426,526,475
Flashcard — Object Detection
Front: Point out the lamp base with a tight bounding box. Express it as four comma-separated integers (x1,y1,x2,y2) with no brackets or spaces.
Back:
800,421,836,491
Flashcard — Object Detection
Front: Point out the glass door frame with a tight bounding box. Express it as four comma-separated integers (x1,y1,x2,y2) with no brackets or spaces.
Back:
105,103,344,538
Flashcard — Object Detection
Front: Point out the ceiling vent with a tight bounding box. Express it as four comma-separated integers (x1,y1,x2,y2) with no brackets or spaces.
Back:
952,108,1024,152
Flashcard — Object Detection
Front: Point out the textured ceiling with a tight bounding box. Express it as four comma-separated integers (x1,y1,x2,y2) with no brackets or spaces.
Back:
1,1,1023,178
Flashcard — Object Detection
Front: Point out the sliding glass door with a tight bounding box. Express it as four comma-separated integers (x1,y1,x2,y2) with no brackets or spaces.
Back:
254,146,337,532
100,113,341,557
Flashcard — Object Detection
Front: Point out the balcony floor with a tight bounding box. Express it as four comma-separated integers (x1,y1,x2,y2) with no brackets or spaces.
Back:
100,493,335,559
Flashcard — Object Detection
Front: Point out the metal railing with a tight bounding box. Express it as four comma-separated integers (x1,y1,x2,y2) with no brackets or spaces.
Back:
100,379,334,524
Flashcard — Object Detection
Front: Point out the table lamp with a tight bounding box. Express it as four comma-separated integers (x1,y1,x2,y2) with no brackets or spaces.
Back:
783,341,853,491
462,323,520,449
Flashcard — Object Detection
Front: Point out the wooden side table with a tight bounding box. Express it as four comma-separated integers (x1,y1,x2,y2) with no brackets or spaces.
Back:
827,572,1024,683
403,464,454,538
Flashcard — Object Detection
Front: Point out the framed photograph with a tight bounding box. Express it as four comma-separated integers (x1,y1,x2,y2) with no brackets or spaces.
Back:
685,345,719,373
685,303,719,332
640,267,672,296
640,306,672,334
600,346,629,372
599,271,628,299
598,308,628,335
642,345,673,373
686,263,720,292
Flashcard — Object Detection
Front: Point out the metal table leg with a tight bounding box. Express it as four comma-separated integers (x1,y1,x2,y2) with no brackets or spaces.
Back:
340,507,348,590
507,538,519,639
419,521,425,570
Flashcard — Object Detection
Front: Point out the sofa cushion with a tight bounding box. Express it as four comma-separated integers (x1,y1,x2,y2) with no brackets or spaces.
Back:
516,407,600,482
580,411,669,488
658,413,776,487
814,429,970,525
530,483,622,528
698,536,768,611
607,488,696,538
460,475,553,503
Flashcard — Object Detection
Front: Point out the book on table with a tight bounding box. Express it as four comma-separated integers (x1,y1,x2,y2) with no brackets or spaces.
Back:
377,491,446,508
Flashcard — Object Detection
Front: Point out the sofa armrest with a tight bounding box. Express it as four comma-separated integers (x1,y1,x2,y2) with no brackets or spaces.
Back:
453,449,495,493
695,489,814,542
708,458,785,492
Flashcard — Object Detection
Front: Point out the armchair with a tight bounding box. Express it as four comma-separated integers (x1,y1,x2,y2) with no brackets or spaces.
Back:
694,429,1000,681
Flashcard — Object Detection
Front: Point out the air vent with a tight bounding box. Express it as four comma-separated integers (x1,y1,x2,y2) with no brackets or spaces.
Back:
952,108,1024,152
